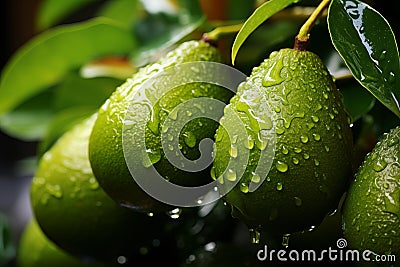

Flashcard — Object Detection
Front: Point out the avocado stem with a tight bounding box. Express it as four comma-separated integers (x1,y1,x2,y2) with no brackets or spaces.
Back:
202,23,244,43
295,0,331,50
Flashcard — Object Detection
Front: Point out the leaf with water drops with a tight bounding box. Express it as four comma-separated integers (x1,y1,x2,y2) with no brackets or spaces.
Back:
328,0,400,118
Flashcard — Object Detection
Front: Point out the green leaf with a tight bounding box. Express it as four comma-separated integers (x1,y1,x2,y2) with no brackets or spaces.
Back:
131,0,205,66
0,72,120,141
97,0,142,28
231,0,299,65
341,81,376,122
328,0,400,118
36,0,99,30
0,18,135,117
38,107,95,156
0,90,54,141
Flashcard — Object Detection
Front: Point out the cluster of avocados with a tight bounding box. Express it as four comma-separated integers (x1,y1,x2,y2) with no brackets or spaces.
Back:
19,39,399,266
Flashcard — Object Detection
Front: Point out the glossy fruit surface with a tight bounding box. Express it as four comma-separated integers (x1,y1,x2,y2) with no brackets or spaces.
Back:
343,126,400,260
17,219,109,267
212,48,353,235
31,114,163,261
89,40,232,211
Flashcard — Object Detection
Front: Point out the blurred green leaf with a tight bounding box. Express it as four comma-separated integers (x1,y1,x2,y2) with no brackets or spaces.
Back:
36,0,99,30
231,0,299,65
328,0,400,118
0,213,15,267
0,90,54,141
52,73,121,110
0,18,135,117
131,0,205,66
38,107,95,156
97,0,142,28
340,81,376,122
0,72,121,141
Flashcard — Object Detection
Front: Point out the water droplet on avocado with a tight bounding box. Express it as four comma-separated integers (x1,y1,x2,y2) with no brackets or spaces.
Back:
303,153,310,160
276,161,288,173
244,135,255,149
262,56,285,87
294,147,302,153
46,184,63,198
292,157,299,165
210,167,216,180
373,159,388,172
314,159,320,166
89,178,99,190
300,135,309,143
324,145,330,152
274,106,281,113
281,145,289,155
276,126,285,135
276,182,283,191
388,137,399,147
229,145,238,158
294,197,302,207
183,131,196,148
313,133,321,141
311,115,319,123
225,169,237,181
240,183,249,193
323,92,329,99
251,173,261,183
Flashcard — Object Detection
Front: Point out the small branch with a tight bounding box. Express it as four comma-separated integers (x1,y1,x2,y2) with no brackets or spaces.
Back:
295,0,331,49
202,23,244,42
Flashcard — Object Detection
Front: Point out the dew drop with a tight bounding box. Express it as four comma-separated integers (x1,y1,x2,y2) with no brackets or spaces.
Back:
300,135,309,143
251,173,261,183
244,135,255,149
276,126,285,135
373,159,388,172
324,145,330,152
281,145,289,155
240,183,249,193
262,56,285,87
329,113,335,119
313,133,321,141
294,147,302,153
229,145,238,158
225,169,237,181
276,182,283,191
292,157,299,165
276,161,288,173
183,131,197,148
88,178,99,190
314,159,320,166
303,153,310,160
388,137,399,147
274,106,281,113
311,115,319,123
323,92,329,99
46,184,63,198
